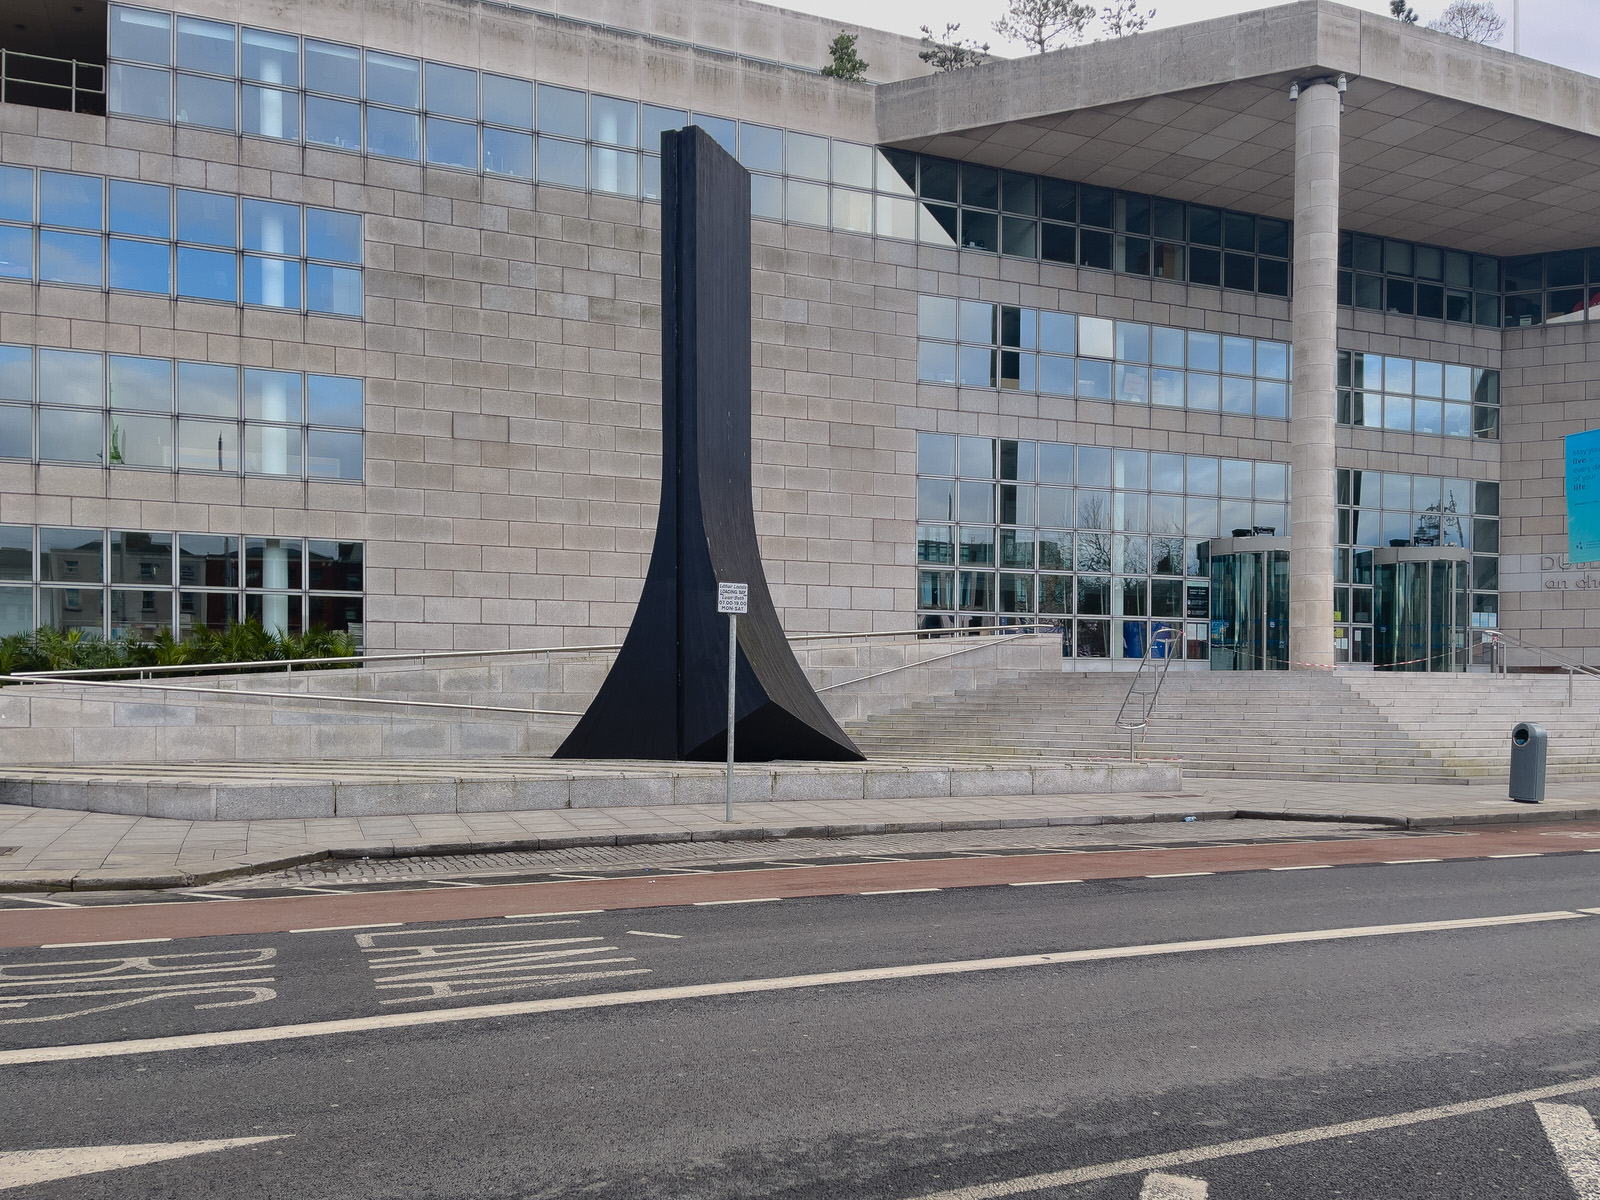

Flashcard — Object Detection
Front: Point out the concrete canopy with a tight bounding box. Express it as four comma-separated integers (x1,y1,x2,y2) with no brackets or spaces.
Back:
875,0,1600,257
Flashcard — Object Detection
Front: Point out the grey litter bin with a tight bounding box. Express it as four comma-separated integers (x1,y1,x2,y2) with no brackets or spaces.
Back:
1509,722,1547,803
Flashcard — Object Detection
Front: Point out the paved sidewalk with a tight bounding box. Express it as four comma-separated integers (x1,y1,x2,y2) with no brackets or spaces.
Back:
2,777,1597,891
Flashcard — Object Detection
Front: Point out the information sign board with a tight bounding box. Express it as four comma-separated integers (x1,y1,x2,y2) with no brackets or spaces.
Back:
716,582,749,614
1568,429,1600,564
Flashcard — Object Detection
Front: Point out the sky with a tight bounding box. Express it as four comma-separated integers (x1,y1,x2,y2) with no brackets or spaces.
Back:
779,0,1600,77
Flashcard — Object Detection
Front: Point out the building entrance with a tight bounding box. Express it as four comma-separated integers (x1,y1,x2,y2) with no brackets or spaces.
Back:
1207,535,1290,670
1371,546,1470,672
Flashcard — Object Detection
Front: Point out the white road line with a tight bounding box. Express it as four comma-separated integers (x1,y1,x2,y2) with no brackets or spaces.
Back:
692,898,782,906
504,910,600,918
859,888,941,896
626,931,683,939
1146,872,1214,879
289,922,402,934
0,1136,291,1190
1008,880,1083,887
1140,1172,1208,1199
178,892,245,902
1,908,1587,1067
428,880,485,888
39,938,171,950
1384,858,1443,864
1269,865,1332,871
905,1076,1600,1200
1489,853,1543,859
1,895,77,908
1535,1102,1600,1199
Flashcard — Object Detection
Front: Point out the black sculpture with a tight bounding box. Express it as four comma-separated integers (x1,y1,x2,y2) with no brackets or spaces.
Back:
554,127,863,762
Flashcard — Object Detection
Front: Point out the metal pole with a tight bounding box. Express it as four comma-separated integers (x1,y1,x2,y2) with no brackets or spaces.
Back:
725,612,737,822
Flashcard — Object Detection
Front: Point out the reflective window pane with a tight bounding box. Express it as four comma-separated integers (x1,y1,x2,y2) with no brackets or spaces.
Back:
39,350,102,407
366,51,420,109
109,180,170,239
40,172,102,231
176,246,237,302
305,209,362,264
482,73,533,129
175,17,235,75
365,106,420,160
536,84,586,138
40,528,104,581
178,418,239,472
176,190,236,247
590,95,638,148
590,148,637,197
242,85,299,140
38,409,103,463
786,132,829,181
109,238,170,293
108,64,172,121
0,405,31,459
739,123,782,173
305,40,360,98
109,356,172,411
243,255,301,308
425,116,478,169
177,533,238,587
691,113,737,154
304,95,361,150
242,200,301,256
112,413,175,468
537,137,586,188
175,72,236,131
307,375,363,427
0,346,29,401
39,231,103,286
242,27,298,87
178,362,239,417
642,104,686,149
0,226,32,280
308,540,364,591
245,369,303,423
111,6,172,64
306,265,362,316
307,430,363,480
245,425,303,475
483,127,533,179
0,167,32,224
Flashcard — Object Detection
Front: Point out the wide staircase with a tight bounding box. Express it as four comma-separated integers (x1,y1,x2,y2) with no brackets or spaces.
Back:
844,669,1600,783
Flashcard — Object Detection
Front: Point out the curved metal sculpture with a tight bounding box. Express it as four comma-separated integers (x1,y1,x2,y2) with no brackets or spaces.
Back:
555,127,863,762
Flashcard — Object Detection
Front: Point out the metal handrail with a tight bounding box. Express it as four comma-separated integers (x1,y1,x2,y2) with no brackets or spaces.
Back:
0,50,105,115
1112,626,1184,759
1481,628,1600,706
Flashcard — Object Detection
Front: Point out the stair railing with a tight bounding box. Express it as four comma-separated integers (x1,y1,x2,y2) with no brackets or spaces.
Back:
1481,629,1600,707
1113,626,1184,759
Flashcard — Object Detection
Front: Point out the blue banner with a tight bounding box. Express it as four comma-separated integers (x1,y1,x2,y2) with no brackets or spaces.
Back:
1568,428,1600,564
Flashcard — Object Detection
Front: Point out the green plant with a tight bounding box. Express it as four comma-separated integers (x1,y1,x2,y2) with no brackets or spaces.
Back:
820,32,869,81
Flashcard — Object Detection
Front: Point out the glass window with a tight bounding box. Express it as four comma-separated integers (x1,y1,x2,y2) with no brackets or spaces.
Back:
176,246,237,302
0,166,31,224
0,405,30,459
0,346,29,401
875,195,915,240
0,525,29,579
40,172,102,231
175,16,234,75
366,107,420,160
111,413,175,468
108,64,172,122
245,425,303,476
536,84,586,139
109,356,172,411
590,148,638,197
241,201,301,256
589,95,637,148
832,141,873,189
178,418,239,472
178,362,238,417
642,104,687,148
307,375,363,427
305,209,362,264
242,86,299,140
39,232,103,287
833,189,872,234
423,61,477,120
176,190,236,247
359,51,417,110
242,27,298,86
111,6,172,64
739,123,783,174
244,369,303,423
425,117,478,169
483,74,533,129
918,432,956,476
537,137,587,188
690,113,737,155
308,540,364,591
0,226,30,281
243,255,301,308
304,95,362,150
39,350,102,407
38,408,103,463
305,40,360,97
40,528,104,581
307,429,363,480
306,265,362,316
177,533,238,587
786,132,829,181
108,180,170,239
176,72,236,131
483,128,534,179
786,180,828,227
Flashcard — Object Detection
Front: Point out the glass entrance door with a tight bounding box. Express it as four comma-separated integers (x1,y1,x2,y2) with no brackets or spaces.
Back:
1372,547,1470,671
1207,535,1290,671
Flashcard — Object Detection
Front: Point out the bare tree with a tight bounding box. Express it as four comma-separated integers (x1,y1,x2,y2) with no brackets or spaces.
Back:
917,23,992,71
1428,0,1507,44
993,0,1095,54
1099,0,1156,37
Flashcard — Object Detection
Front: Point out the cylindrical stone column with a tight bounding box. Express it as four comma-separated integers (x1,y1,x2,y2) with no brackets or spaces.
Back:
1289,81,1341,670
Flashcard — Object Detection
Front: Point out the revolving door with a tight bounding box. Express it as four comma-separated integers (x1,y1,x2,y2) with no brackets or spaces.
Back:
1371,546,1470,672
1207,535,1291,671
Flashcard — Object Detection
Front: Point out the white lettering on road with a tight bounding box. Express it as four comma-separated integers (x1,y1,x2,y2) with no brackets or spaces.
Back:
0,949,276,1025
1140,1173,1208,1199
0,907,1590,1065
1536,1102,1600,1199
0,1137,290,1191
356,921,648,1003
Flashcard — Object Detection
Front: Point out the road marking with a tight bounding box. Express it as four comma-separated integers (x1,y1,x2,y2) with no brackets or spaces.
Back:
860,888,941,896
1268,865,1332,871
0,949,277,1026
178,892,244,902
1384,858,1442,864
692,898,782,906
903,1076,1600,1200
1146,872,1213,879
39,938,171,950
1535,1102,1600,1198
626,931,682,939
1,895,76,908
0,1136,290,1190
1488,853,1543,859
504,910,601,918
1140,1172,1208,1199
1008,880,1083,887
289,922,402,934
1,908,1587,1066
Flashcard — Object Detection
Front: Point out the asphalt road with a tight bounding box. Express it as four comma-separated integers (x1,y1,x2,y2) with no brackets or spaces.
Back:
2,853,1598,1198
